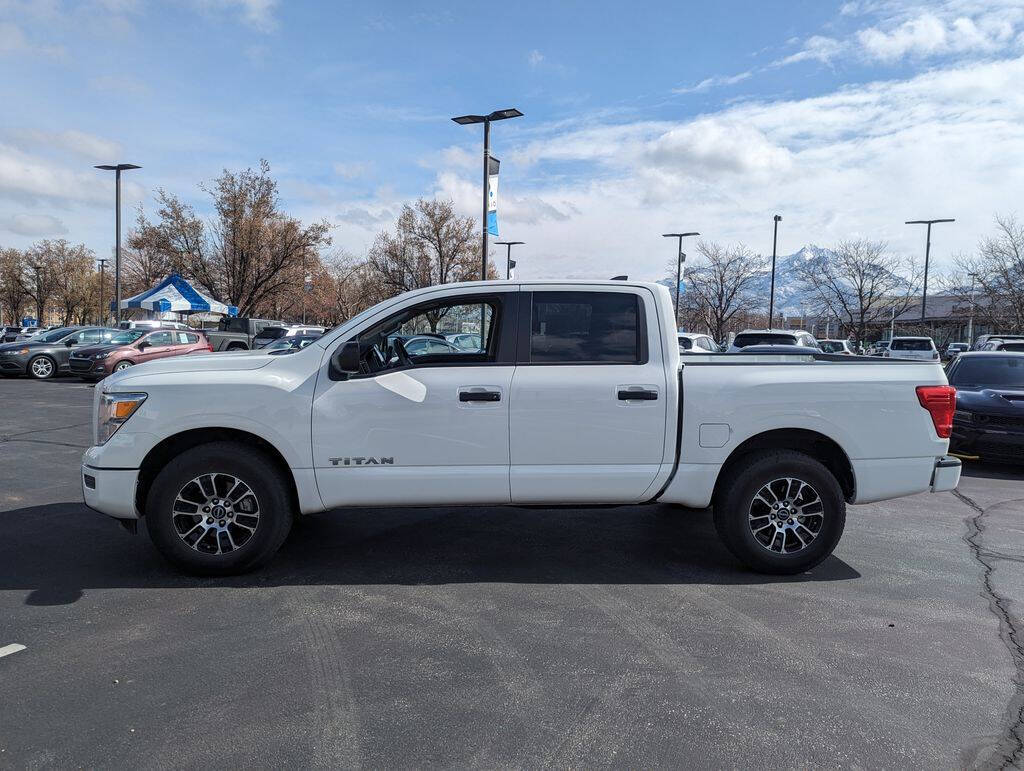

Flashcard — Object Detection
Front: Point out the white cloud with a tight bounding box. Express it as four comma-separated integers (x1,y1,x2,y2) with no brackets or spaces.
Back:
195,0,278,31
673,70,753,94
1,213,68,236
418,56,1024,282
527,49,544,67
775,35,844,66
8,129,121,161
0,143,142,207
333,161,373,179
0,21,64,57
88,74,149,95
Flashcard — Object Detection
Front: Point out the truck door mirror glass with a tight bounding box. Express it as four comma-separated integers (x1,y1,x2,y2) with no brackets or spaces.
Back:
329,341,361,379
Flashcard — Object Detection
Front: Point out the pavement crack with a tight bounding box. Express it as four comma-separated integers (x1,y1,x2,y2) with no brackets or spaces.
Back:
954,489,1024,770
1,421,91,441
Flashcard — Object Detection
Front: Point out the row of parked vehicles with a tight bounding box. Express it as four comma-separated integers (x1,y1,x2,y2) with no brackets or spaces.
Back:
0,315,493,381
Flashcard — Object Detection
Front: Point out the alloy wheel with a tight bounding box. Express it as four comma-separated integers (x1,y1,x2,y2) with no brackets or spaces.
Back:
748,477,824,554
30,357,54,378
171,473,261,555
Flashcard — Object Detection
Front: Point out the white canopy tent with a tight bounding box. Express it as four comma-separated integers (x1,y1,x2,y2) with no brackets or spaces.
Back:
115,274,237,317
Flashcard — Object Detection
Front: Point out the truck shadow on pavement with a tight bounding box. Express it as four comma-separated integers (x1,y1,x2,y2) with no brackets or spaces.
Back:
0,501,860,605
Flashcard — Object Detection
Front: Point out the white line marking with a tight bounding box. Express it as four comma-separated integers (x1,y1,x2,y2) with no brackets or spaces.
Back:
0,644,26,658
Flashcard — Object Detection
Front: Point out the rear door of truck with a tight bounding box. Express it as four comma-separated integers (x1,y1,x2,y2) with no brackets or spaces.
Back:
508,285,669,503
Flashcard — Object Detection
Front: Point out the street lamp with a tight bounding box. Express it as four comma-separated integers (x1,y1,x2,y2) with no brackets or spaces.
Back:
95,163,141,322
96,257,109,324
768,215,782,328
451,109,523,282
905,218,954,323
494,240,524,280
662,232,699,325
29,263,42,322
967,271,980,345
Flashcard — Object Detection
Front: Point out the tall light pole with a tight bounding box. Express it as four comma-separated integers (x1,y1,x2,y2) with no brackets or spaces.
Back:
967,271,979,344
451,109,523,282
905,218,954,323
95,163,141,322
768,214,782,328
662,232,699,326
495,240,524,280
29,263,42,322
96,257,109,324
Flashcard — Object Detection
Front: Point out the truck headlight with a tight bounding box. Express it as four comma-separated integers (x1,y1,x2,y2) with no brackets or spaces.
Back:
97,391,147,445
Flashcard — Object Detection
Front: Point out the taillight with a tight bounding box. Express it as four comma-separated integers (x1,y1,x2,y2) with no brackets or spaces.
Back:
916,385,956,438
207,344,213,352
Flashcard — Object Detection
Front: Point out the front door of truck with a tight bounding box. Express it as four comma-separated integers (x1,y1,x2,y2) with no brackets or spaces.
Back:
509,288,669,503
312,290,518,509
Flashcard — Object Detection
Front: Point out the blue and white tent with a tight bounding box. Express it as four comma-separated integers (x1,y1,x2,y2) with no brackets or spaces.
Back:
115,274,238,317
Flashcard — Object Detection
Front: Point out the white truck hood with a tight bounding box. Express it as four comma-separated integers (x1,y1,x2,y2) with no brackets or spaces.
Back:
106,351,275,383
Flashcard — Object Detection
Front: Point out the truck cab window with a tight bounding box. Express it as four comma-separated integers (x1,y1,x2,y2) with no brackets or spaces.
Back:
353,298,499,375
530,291,642,364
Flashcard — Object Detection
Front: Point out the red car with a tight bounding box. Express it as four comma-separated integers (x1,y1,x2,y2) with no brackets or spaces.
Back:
69,328,212,380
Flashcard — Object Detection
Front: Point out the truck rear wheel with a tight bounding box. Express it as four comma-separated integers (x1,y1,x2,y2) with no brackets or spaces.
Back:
713,450,846,575
144,441,294,575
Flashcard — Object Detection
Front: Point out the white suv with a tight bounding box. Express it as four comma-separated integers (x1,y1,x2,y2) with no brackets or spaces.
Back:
886,336,939,361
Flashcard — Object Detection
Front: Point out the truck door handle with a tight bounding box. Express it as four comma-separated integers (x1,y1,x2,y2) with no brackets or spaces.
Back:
459,390,501,402
618,389,658,401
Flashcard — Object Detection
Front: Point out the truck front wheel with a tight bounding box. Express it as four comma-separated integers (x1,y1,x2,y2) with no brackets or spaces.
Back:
144,441,294,575
713,450,846,575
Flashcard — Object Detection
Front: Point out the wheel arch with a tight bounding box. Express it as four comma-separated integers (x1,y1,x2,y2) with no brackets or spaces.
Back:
712,428,856,504
135,428,299,517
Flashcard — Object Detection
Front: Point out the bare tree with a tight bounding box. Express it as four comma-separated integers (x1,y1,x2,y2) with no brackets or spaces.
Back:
367,199,490,331
950,214,1024,333
130,160,331,316
34,241,97,325
0,247,29,325
685,241,767,342
796,239,918,347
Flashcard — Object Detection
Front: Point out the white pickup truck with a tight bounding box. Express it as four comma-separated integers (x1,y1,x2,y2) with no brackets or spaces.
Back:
82,280,961,576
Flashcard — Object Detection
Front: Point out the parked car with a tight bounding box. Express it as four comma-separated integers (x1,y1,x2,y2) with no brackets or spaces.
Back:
0,326,120,379
390,335,464,356
947,352,1024,463
70,328,212,381
263,334,322,354
727,329,820,352
445,332,483,350
14,326,42,341
867,340,890,357
1,326,23,343
945,342,970,360
818,339,856,355
972,333,1024,351
252,324,326,349
678,332,720,353
82,279,959,576
886,336,939,361
204,317,283,351
977,339,1024,353
118,319,189,331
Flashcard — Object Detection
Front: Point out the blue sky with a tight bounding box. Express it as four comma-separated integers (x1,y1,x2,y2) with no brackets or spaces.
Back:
3,0,1024,280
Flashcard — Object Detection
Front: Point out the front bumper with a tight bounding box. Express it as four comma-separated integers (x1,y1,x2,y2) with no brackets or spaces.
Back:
82,464,140,519
951,421,1024,464
0,353,28,372
69,357,109,377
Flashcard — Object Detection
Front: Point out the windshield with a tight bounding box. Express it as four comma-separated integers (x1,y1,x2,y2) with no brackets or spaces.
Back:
109,330,146,345
218,318,249,333
32,327,75,343
819,341,846,353
891,338,933,351
733,333,796,348
950,356,1024,388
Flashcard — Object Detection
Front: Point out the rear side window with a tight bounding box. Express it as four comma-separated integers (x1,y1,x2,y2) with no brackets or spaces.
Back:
530,291,642,364
678,337,693,350
256,327,288,341
890,338,934,351
1000,343,1024,352
733,333,796,348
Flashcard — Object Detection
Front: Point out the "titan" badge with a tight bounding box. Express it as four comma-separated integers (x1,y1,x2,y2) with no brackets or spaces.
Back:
328,457,395,466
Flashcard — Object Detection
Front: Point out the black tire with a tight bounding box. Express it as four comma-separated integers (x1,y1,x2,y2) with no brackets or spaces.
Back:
226,343,247,351
145,441,294,575
713,450,846,575
27,354,56,379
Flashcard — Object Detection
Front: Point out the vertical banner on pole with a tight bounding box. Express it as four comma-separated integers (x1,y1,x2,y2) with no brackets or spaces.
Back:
487,157,500,237
508,258,516,280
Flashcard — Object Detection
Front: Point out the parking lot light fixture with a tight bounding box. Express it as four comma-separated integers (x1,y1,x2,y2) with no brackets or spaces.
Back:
451,109,523,282
662,232,700,325
905,218,954,323
494,240,524,280
95,164,141,322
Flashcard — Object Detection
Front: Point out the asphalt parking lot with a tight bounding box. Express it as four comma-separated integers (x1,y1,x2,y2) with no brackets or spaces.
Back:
1,376,1022,769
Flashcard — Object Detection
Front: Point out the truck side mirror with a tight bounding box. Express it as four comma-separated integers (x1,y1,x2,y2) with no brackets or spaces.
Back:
329,341,361,380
